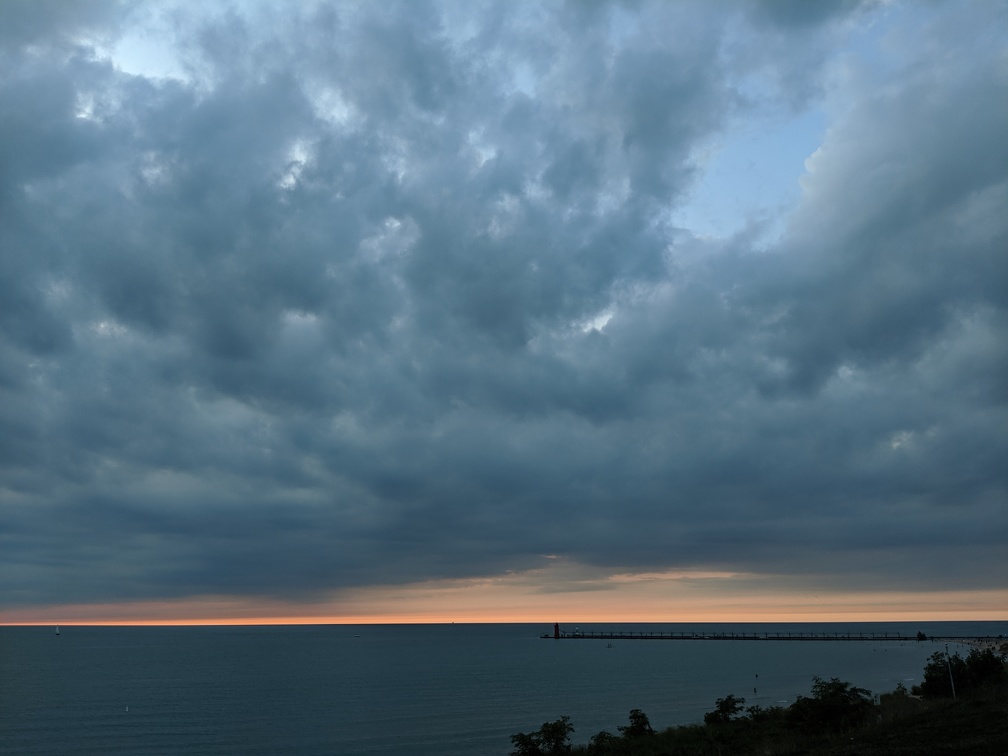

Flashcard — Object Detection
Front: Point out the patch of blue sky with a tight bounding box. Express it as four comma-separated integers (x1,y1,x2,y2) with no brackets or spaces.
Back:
674,107,827,246
107,29,185,81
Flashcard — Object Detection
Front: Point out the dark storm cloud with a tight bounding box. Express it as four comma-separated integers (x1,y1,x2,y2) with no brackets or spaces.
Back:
750,0,871,29
0,0,123,48
1,0,1005,610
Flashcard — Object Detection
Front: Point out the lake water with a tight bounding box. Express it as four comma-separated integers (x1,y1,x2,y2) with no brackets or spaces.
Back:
1,621,1002,754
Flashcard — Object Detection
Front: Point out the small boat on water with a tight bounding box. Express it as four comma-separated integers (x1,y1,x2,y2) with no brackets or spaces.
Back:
55,625,60,636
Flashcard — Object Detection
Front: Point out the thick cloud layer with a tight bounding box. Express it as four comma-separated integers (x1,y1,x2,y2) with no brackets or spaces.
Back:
1,0,1005,613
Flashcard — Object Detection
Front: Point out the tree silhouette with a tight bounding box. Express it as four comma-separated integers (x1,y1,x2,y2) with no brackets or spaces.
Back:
618,708,655,738
510,716,574,755
704,694,746,724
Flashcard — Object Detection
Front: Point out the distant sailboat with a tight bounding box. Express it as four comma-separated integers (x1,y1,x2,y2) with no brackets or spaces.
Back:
55,625,60,636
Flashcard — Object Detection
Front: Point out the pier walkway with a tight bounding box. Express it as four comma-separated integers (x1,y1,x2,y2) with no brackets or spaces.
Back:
544,630,1002,645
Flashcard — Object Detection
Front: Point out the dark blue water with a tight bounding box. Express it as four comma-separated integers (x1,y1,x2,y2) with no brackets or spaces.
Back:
1,622,1002,754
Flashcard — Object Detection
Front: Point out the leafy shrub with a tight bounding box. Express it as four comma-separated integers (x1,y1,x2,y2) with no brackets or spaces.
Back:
745,703,786,723
914,651,966,698
510,716,574,755
913,647,1007,698
963,647,1007,689
787,676,874,733
617,708,655,738
704,694,746,724
588,730,619,749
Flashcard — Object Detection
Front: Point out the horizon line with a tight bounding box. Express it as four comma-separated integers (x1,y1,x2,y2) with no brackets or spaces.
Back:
4,616,1007,628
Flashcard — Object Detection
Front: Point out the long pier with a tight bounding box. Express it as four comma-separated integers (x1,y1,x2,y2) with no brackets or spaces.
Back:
543,629,1003,645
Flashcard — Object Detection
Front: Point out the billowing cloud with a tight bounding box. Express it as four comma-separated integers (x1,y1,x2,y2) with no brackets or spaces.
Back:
1,0,1005,619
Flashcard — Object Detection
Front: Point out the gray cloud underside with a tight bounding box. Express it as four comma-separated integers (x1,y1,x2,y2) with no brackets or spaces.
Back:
1,0,1006,608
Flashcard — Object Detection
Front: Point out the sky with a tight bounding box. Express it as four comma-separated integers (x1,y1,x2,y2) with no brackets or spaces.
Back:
1,0,1006,626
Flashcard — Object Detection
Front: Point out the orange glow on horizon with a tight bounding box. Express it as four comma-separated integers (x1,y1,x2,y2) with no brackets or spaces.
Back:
4,567,1007,627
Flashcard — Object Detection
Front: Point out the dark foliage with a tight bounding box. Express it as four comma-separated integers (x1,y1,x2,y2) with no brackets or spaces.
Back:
617,709,654,738
787,676,874,733
511,716,574,755
587,730,619,750
913,647,1007,698
703,693,745,724
514,650,1008,755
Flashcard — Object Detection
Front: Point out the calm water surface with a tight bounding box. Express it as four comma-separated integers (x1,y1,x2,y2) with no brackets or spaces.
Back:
1,622,1002,754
